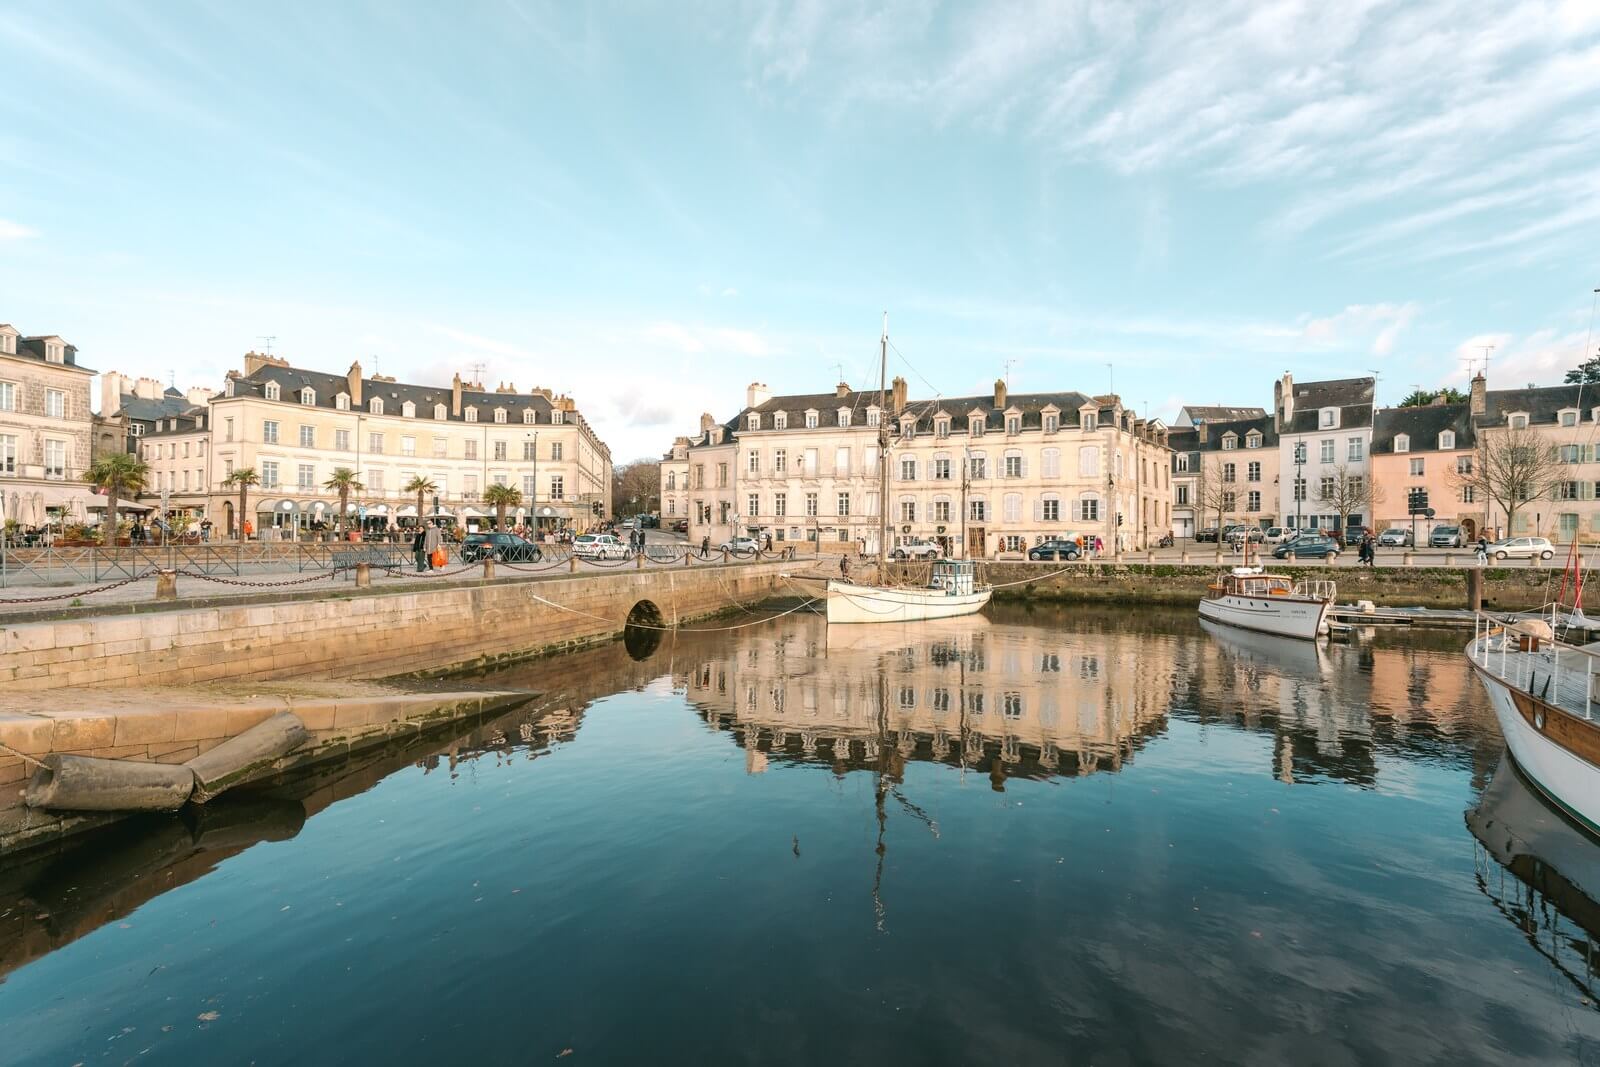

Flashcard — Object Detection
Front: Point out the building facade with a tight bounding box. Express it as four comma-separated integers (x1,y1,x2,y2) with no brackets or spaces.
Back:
206,353,612,537
1272,374,1376,533
677,378,1171,556
0,322,99,529
659,437,691,525
139,409,213,524
1169,414,1281,537
1369,399,1482,541
93,372,212,461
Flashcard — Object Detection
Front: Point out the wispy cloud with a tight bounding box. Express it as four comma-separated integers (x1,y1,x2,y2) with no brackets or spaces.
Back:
0,219,37,241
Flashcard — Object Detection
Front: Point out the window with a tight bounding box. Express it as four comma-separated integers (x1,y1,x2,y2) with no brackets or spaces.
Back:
1320,408,1336,428
43,439,65,478
900,457,917,481
44,341,63,363
717,463,729,488
693,464,704,488
524,474,538,498
494,408,507,424
1175,485,1190,505
434,404,447,421
1221,435,1237,451
1348,437,1363,462
805,492,818,517
264,381,280,401
1004,452,1023,478
1562,410,1579,427
1319,439,1334,463
1409,458,1424,476
368,432,384,454
969,416,985,437
1510,415,1528,429
774,412,787,430
1293,441,1307,464
260,460,280,489
1083,412,1098,431
774,449,787,474
968,454,987,479
488,440,503,461
1246,432,1261,448
1247,461,1261,482
522,409,536,425
1007,416,1021,435
933,457,952,480
0,433,14,474
1004,493,1022,523
1248,491,1261,512
1394,434,1410,453
1044,413,1059,433
433,436,447,458
969,498,986,521
1042,448,1060,478
774,493,787,517
465,407,478,423
867,409,881,427
748,413,761,431
45,389,64,419
297,464,315,490
838,492,850,516
299,388,315,406
1462,486,1476,503
935,499,952,522
935,418,950,437
1319,476,1335,498
551,411,564,425
549,476,564,500
835,447,850,474
1041,496,1060,521
525,441,538,461
369,398,383,415
1175,454,1189,472
1221,491,1236,512
336,393,350,411
263,420,280,444
901,499,916,522
547,442,562,461
1078,447,1099,477
1222,463,1236,483
748,493,760,517
1077,495,1099,521
299,425,315,448
1293,477,1306,501
838,409,851,428
465,439,477,460
1457,455,1473,475
805,411,818,429
1438,430,1456,450
0,382,14,411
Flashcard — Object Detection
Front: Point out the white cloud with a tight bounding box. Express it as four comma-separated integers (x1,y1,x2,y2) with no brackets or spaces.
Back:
1298,303,1419,355
0,219,38,241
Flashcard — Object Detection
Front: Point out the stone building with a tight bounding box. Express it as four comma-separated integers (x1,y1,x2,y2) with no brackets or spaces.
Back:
92,372,212,461
1272,374,1376,534
206,353,612,537
675,378,1171,556
1369,396,1482,541
138,408,213,524
658,436,691,526
1168,413,1281,538
0,322,98,529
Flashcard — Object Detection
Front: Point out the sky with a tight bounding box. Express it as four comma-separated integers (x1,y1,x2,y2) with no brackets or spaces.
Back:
2,0,1599,462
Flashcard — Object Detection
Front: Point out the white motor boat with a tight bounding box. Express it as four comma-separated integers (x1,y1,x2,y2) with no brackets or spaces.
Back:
1197,567,1335,640
827,560,992,625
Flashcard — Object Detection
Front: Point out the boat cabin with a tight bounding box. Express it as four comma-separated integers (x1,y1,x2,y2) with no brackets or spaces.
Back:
930,560,977,596
1208,567,1296,600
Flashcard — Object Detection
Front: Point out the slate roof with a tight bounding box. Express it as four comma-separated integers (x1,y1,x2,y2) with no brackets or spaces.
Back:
2,336,96,374
1192,414,1278,454
1167,427,1199,460
1370,403,1476,454
1283,376,1375,434
120,387,195,425
1179,405,1266,425
1478,384,1599,428
145,408,208,438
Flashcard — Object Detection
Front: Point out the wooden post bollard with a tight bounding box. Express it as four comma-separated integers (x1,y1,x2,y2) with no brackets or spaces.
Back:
482,557,495,580
355,562,371,588
1466,566,1484,611
155,569,177,601
570,553,578,573
636,549,644,569
722,548,730,564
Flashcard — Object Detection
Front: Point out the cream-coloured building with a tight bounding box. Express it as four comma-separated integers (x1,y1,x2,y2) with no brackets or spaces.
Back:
206,353,612,537
659,437,691,525
138,408,212,525
0,322,100,529
676,378,1171,555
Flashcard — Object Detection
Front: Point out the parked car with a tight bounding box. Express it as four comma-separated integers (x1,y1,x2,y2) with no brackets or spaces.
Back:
1377,527,1413,547
640,514,660,529
573,533,630,559
890,539,942,560
1487,536,1555,561
1273,534,1340,560
1028,539,1082,561
719,536,761,555
671,519,689,533
1195,527,1221,543
1227,526,1265,544
1429,525,1464,548
1262,527,1291,543
460,531,543,563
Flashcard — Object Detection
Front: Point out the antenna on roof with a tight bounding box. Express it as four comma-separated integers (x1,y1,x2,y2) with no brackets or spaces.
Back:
833,362,846,384
1479,344,1495,381
258,335,276,355
1106,362,1114,397
1004,358,1018,389
467,361,486,388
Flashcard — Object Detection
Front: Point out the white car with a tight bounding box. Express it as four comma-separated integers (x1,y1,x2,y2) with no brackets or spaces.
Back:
890,540,942,560
719,536,761,555
573,533,630,559
1487,536,1555,561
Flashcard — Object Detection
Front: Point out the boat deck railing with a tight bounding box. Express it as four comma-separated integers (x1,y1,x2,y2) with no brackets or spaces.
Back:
1293,579,1337,601
1471,608,1599,721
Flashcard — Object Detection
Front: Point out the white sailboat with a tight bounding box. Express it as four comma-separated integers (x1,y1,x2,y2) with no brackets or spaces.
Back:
1196,566,1335,640
825,314,991,626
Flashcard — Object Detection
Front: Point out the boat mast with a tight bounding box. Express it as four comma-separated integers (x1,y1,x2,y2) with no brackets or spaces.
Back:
877,312,890,578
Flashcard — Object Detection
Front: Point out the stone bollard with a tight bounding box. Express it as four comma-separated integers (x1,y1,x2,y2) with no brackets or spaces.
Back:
1145,551,1155,563
570,553,578,573
354,562,372,588
1444,553,1454,567
1402,551,1414,567
722,547,730,564
1180,550,1190,564
155,569,177,600
636,548,645,569
1285,552,1296,564
482,557,495,580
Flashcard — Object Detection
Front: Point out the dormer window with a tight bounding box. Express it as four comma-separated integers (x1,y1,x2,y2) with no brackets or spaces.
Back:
551,410,564,425
335,393,350,411
1394,434,1410,453
968,415,985,437
1560,409,1579,427
1438,430,1455,450
901,415,917,437
1245,432,1261,449
1320,408,1338,429
299,387,315,405
1510,414,1528,429
748,413,761,431
774,412,788,430
1006,416,1021,435
44,342,64,363
805,410,818,429
264,381,280,401
369,397,383,415
224,379,235,397
465,407,478,423
494,407,507,424
935,418,950,437
0,330,13,355
838,408,851,428
1221,433,1238,450
1083,412,1098,432
866,408,880,427
434,403,447,420
1043,413,1059,434
402,401,416,418
523,409,536,424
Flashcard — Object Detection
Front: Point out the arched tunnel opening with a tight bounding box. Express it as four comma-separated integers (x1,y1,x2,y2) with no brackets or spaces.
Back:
623,599,666,661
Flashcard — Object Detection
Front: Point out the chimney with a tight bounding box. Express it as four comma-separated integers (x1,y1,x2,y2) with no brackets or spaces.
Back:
1470,373,1487,416
243,351,288,376
1275,372,1294,431
891,376,908,413
1198,422,1209,444
185,386,211,407
133,377,162,400
699,412,715,433
1431,392,1447,406
746,382,770,409
451,372,463,417
993,378,1007,409
835,381,849,399
347,362,363,408
100,372,126,417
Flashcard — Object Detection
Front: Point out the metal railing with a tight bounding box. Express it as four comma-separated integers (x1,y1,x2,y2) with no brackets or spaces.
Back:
0,542,355,587
1471,607,1597,720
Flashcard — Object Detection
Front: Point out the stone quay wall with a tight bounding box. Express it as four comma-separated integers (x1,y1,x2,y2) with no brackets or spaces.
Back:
0,561,796,694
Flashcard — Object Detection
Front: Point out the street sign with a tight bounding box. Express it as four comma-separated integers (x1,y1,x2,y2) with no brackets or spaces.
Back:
1424,507,1436,518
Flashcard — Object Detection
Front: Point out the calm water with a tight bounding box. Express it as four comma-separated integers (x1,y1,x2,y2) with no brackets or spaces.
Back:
3,605,1599,1065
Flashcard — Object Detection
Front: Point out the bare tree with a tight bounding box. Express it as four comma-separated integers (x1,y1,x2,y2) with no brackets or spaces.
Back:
1456,426,1561,538
611,458,662,517
1313,464,1382,537
1193,458,1241,547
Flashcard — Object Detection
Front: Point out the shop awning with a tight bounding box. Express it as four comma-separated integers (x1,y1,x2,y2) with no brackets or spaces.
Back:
397,504,418,517
39,485,106,515
254,498,283,513
460,506,484,518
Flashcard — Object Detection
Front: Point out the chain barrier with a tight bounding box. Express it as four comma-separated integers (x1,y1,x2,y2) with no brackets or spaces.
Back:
0,570,159,605
172,566,352,588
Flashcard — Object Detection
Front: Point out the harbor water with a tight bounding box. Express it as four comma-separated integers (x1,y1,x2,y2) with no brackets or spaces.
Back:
1,605,1598,1065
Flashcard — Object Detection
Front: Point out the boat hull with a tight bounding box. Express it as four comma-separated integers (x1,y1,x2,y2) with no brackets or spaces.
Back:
1472,659,1600,837
1197,594,1330,640
826,581,991,625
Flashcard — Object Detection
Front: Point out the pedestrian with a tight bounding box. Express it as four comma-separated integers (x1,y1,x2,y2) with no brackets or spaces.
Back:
1476,536,1489,566
840,554,851,580
700,534,711,558
422,520,443,570
765,533,773,553
412,524,428,572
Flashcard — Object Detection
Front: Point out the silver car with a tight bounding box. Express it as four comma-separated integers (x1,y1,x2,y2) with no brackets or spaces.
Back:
1487,536,1554,561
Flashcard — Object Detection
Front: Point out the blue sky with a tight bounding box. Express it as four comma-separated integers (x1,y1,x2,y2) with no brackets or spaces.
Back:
2,0,1599,460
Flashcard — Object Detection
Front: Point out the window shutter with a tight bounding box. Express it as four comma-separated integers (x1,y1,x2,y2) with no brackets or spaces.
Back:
1020,456,1028,478
1033,498,1042,522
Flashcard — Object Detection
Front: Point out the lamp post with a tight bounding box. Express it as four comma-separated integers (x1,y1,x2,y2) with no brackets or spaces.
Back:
526,431,538,534
1294,446,1304,530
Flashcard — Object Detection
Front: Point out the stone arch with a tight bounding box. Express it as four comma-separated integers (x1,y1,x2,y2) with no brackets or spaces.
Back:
623,599,665,661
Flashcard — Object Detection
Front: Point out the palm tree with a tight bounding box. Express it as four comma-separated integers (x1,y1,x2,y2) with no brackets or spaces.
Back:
483,484,523,532
84,452,149,545
226,468,260,540
322,467,364,536
404,475,438,530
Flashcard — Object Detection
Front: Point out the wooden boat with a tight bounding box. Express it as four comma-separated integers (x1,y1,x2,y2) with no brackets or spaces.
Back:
826,561,992,624
1197,566,1334,640
1468,614,1600,836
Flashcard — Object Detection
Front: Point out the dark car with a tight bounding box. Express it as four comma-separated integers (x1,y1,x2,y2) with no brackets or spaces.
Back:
1273,534,1340,559
460,531,543,563
1429,525,1463,548
671,518,689,533
1028,539,1082,561
1195,527,1221,543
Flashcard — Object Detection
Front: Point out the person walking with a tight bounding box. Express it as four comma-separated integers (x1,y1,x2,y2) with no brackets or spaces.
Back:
1475,536,1489,566
412,524,428,572
422,521,443,571
700,534,711,558
839,554,851,580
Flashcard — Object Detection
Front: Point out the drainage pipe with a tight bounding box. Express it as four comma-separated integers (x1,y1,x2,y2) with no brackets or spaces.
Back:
25,755,196,813
186,711,311,803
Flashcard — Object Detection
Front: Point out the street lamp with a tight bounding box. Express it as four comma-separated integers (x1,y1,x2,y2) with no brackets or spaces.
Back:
526,431,538,534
